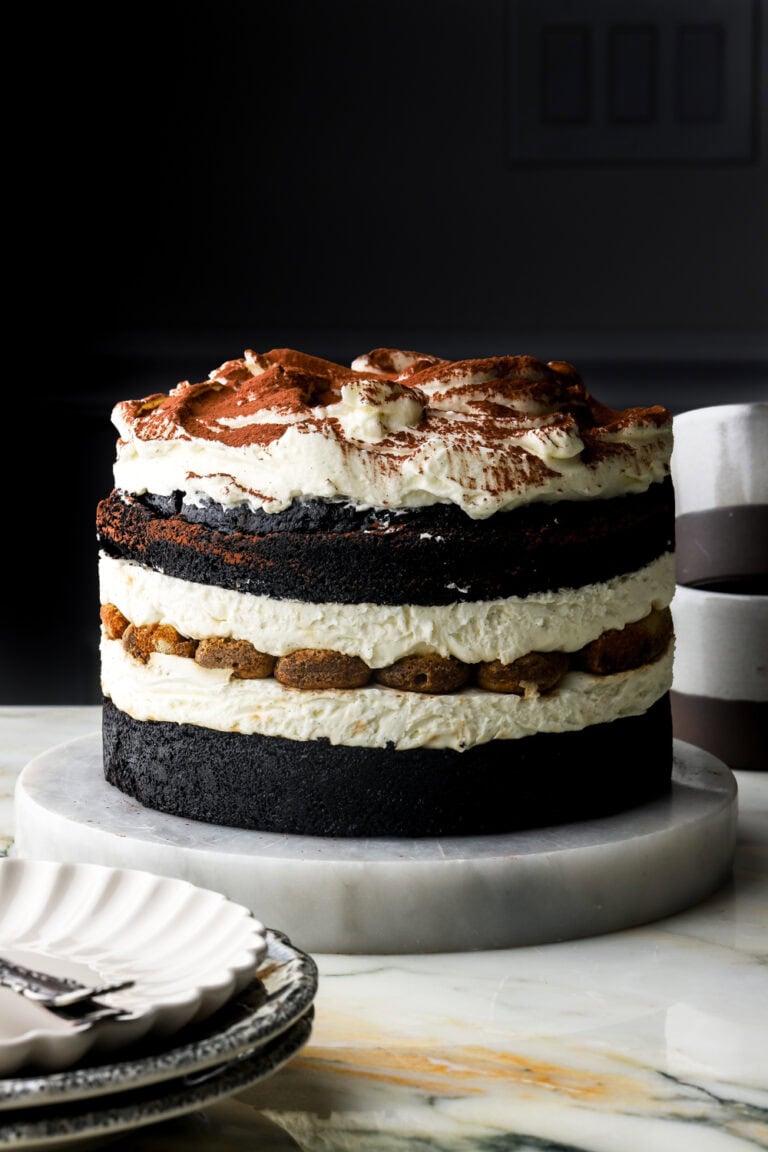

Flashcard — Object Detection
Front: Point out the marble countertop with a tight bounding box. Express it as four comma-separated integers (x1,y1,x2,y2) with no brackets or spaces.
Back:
1,706,766,1151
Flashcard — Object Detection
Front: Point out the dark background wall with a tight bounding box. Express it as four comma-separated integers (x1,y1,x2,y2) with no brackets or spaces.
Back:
7,0,767,704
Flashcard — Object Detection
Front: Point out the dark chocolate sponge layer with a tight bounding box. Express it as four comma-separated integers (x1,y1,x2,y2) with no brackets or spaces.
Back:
103,695,673,837
97,479,674,605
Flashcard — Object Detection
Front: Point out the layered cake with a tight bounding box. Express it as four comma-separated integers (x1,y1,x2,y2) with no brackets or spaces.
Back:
96,348,675,836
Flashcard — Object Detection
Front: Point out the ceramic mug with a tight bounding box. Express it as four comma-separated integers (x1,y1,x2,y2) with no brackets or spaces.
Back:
670,402,768,770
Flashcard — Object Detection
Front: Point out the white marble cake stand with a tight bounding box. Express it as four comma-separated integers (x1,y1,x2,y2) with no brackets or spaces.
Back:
11,734,736,955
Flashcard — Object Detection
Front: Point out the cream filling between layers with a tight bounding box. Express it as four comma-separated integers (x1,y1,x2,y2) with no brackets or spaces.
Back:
100,638,673,751
98,553,674,667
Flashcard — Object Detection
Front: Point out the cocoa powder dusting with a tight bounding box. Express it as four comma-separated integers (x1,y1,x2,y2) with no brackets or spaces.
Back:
115,348,672,495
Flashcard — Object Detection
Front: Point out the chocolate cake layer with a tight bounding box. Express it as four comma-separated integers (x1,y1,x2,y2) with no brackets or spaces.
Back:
97,479,674,605
102,696,673,837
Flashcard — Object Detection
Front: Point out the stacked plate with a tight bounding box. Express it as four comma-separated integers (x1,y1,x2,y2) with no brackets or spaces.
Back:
0,859,318,1150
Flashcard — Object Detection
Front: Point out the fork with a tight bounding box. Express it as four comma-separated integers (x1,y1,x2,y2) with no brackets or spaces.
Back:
0,955,134,1024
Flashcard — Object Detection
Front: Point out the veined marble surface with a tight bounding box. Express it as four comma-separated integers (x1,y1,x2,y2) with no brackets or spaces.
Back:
1,706,767,1151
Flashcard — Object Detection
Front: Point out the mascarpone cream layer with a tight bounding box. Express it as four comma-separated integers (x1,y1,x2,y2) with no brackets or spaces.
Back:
111,350,672,519
113,425,670,520
100,638,673,751
99,554,674,667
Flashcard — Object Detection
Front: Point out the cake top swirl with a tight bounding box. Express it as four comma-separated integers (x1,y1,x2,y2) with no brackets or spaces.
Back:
111,347,672,518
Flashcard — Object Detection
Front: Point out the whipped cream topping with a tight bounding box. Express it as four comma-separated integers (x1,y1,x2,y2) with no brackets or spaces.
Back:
323,378,425,444
111,348,672,518
100,639,673,751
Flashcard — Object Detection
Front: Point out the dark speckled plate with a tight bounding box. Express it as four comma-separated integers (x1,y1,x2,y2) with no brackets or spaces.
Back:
0,929,317,1113
0,1011,313,1150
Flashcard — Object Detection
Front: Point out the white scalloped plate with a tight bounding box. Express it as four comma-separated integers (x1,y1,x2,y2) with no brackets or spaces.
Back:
0,859,268,1077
